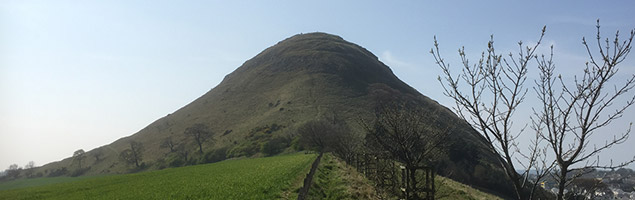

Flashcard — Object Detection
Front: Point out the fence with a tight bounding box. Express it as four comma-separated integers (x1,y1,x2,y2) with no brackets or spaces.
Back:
296,152,323,200
347,153,435,200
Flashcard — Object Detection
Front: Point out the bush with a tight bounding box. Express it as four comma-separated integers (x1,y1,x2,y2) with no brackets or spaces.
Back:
204,147,229,163
169,158,185,167
155,158,168,170
127,163,148,173
291,136,303,151
47,167,69,177
228,142,261,158
70,167,91,177
261,136,290,156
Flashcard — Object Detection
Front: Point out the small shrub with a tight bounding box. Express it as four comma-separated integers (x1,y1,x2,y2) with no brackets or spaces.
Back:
291,136,303,151
228,142,261,158
261,136,291,156
204,147,229,163
128,163,148,173
48,167,69,177
70,167,91,177
155,158,168,169
169,158,185,167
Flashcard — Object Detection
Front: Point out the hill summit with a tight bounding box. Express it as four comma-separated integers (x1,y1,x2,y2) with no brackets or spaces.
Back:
36,32,512,196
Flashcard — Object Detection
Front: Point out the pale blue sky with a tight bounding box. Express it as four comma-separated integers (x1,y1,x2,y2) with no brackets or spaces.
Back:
2,1,635,169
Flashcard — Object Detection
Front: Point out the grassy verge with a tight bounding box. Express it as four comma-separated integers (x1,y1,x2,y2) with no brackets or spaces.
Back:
280,153,317,200
307,153,380,200
305,153,503,200
435,176,503,200
0,153,316,200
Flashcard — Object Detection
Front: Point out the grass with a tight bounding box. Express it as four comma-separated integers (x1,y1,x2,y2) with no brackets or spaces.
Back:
306,154,380,199
0,153,316,200
307,154,351,200
1,153,503,200
0,176,105,191
304,153,503,200
435,176,503,200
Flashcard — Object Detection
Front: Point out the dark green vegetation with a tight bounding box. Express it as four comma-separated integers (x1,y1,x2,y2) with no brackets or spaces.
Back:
23,32,512,196
0,153,316,199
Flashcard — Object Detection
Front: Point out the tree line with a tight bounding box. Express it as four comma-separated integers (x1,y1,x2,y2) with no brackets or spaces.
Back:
296,84,450,200
118,122,217,170
0,161,36,181
1,122,217,179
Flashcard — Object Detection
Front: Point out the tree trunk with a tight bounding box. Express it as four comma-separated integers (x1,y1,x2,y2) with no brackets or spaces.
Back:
426,167,435,200
512,175,524,200
133,150,140,167
198,141,204,154
557,168,567,200
409,167,421,200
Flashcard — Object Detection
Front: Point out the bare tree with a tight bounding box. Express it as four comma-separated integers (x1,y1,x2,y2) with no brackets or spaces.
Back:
119,141,144,168
73,149,86,169
298,120,334,153
184,123,214,154
24,161,35,178
328,124,360,164
297,118,358,160
92,148,104,163
361,97,451,200
432,27,552,199
160,136,177,153
297,120,327,152
6,164,21,179
533,20,635,200
175,144,190,164
25,161,35,169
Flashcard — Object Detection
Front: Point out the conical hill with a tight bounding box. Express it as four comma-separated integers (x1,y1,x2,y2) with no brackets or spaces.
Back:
37,32,513,196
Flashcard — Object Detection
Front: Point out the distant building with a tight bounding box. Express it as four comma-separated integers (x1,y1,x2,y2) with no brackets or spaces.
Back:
540,182,545,189
611,188,633,199
550,188,568,195
550,188,558,194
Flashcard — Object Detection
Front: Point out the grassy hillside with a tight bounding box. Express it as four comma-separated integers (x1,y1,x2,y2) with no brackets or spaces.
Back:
0,153,316,200
31,32,512,196
307,154,380,199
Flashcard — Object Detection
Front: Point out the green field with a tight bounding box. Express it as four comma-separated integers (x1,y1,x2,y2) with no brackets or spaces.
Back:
0,175,108,192
0,153,316,200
